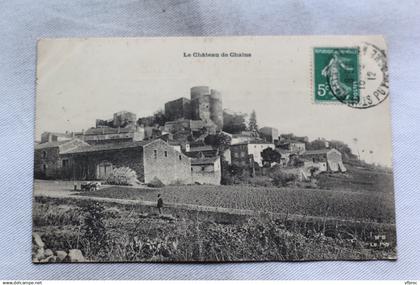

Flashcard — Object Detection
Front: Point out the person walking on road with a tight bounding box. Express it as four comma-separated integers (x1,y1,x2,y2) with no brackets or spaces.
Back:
157,194,163,215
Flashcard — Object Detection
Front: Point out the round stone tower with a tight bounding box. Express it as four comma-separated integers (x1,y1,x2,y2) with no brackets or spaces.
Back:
210,89,223,129
190,86,211,121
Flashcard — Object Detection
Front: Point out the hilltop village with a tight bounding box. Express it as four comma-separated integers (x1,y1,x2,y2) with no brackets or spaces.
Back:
34,86,347,186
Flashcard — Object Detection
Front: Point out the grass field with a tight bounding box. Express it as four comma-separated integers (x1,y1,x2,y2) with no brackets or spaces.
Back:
34,167,396,262
33,197,396,262
79,184,395,223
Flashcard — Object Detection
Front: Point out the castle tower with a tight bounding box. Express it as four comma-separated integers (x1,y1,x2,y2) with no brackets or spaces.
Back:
210,89,223,129
190,86,211,121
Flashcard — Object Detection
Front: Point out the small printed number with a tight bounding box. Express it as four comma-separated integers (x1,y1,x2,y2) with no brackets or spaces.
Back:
317,84,329,97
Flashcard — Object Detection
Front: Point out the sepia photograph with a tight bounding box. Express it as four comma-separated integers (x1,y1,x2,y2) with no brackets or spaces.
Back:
32,36,396,263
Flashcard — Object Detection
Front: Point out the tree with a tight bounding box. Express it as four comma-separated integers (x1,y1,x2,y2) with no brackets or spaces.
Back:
306,139,328,150
248,110,258,132
261,147,281,166
328,140,357,161
152,109,168,126
204,133,232,152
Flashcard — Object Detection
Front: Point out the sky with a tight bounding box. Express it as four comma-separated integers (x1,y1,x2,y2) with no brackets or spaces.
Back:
35,37,393,166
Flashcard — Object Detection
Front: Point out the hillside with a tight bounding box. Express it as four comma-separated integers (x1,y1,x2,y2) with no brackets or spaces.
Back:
317,164,394,193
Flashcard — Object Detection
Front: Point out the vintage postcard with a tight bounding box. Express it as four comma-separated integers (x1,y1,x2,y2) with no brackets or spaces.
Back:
33,36,395,263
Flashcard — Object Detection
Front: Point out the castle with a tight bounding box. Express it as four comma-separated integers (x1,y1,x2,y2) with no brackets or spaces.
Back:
35,86,225,185
164,86,223,130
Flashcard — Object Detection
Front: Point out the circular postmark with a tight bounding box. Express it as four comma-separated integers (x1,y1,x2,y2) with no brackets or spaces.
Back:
328,42,389,109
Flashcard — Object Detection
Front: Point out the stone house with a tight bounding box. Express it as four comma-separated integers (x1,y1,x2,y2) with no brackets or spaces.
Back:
277,141,306,154
230,131,259,145
60,139,192,185
77,125,145,145
34,139,89,179
191,156,221,185
230,141,275,167
186,145,218,158
259,127,279,143
301,148,347,173
40,131,73,143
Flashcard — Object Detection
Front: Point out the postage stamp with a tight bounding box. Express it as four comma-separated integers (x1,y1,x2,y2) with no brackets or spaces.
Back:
313,47,360,104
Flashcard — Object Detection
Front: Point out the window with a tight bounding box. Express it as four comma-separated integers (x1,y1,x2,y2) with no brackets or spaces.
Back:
201,166,205,171
179,155,182,160
42,151,47,158
164,151,168,157
62,159,69,168
42,164,47,171
96,162,113,179
154,150,157,159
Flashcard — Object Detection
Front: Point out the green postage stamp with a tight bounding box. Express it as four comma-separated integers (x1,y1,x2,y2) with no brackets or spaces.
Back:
314,47,359,104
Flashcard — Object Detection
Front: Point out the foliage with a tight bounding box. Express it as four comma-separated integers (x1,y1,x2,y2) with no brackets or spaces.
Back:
80,201,109,256
248,110,258,132
221,164,250,185
137,109,168,127
222,111,247,134
306,139,328,150
270,171,298,187
105,167,139,186
204,133,232,152
34,198,397,262
261,147,281,166
306,139,358,162
147,177,165,188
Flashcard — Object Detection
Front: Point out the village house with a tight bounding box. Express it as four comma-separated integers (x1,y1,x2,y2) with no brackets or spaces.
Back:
301,148,347,173
276,140,306,154
230,131,260,145
186,145,218,158
40,131,73,143
34,139,89,179
186,145,231,165
77,125,145,145
259,127,279,143
59,139,192,185
230,141,275,167
191,155,221,185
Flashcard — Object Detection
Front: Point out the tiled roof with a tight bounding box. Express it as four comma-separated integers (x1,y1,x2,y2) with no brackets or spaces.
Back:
62,140,152,155
302,149,333,155
191,156,219,165
84,126,135,135
188,145,215,152
231,140,272,146
35,140,72,150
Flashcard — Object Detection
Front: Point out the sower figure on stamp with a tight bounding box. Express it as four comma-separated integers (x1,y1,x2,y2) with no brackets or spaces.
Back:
157,194,163,215
321,50,354,100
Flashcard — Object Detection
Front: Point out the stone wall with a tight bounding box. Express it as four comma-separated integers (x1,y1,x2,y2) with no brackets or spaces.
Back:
34,147,61,179
66,147,145,181
191,163,221,185
34,140,89,179
164,97,191,121
143,140,192,185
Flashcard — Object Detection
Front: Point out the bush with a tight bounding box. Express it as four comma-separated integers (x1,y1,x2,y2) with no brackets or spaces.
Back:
147,177,165,188
80,201,109,256
106,167,139,186
245,176,273,187
270,171,298,187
